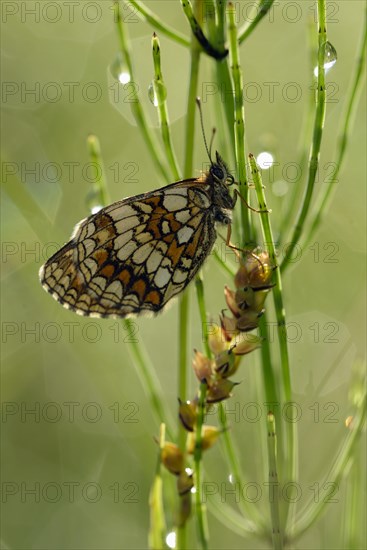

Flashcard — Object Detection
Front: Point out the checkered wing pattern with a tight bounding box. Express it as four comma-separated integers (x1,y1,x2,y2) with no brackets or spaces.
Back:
39,181,217,318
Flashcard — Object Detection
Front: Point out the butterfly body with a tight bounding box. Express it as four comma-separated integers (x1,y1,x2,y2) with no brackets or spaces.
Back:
39,152,235,318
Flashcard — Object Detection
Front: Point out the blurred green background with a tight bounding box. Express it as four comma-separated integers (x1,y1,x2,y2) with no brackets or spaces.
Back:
1,1,366,549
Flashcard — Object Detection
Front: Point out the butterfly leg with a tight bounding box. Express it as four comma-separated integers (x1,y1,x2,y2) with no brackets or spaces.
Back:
234,188,272,214
222,224,265,269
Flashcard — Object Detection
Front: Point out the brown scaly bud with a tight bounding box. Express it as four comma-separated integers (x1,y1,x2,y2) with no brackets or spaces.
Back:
187,425,221,454
235,309,264,332
234,252,273,290
208,321,228,354
192,349,213,382
161,442,184,475
232,333,262,355
206,378,238,403
220,310,239,340
224,286,242,318
178,399,197,432
177,470,194,496
214,347,238,378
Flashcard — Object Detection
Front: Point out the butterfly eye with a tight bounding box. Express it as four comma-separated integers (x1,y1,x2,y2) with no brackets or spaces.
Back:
212,166,224,180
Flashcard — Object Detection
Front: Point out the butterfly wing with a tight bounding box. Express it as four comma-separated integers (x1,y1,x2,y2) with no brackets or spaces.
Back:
39,181,217,318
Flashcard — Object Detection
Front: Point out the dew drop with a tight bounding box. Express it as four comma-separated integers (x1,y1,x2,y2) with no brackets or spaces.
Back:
257,151,274,170
314,41,337,76
165,531,176,549
148,80,167,107
109,52,131,84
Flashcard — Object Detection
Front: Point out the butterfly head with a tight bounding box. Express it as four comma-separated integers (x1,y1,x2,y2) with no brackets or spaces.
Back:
209,151,236,210
210,151,235,186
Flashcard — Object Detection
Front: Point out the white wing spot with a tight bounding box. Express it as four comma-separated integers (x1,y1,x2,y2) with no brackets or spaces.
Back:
154,267,171,288
146,249,164,274
115,216,140,234
161,220,171,234
177,226,194,244
175,210,191,223
114,230,133,250
163,194,187,211
173,269,187,284
105,280,123,299
117,240,138,261
108,204,137,221
132,242,153,265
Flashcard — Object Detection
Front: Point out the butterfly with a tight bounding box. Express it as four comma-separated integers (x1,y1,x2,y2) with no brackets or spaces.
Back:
39,150,236,319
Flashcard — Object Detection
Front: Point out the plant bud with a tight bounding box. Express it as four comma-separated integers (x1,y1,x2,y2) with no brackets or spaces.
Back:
161,442,184,475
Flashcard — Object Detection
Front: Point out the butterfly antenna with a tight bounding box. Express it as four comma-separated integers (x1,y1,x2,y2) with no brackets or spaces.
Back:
209,127,216,160
196,97,213,164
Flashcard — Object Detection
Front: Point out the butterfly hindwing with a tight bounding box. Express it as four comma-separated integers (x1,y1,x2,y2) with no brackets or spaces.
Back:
39,180,217,318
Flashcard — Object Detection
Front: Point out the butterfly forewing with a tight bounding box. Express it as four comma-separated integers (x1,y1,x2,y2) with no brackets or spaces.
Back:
40,179,219,318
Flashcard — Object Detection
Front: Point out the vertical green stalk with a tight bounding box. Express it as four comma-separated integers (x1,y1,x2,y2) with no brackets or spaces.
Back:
258,314,282,455
291,391,366,540
178,4,203,548
124,319,175,439
267,412,283,549
342,452,361,548
214,1,236,156
151,33,181,181
195,276,211,358
227,3,252,246
218,402,265,532
150,32,187,459
278,16,317,241
281,0,327,270
180,0,227,59
113,0,170,182
149,424,167,550
304,7,367,245
87,135,110,206
194,380,209,550
249,154,296,529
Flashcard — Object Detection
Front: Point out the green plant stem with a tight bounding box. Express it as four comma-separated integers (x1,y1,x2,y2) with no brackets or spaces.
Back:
149,424,167,550
267,413,283,549
213,249,236,278
194,381,209,550
195,275,211,358
180,0,228,59
249,154,296,528
113,0,170,182
151,33,181,181
176,9,203,549
129,0,190,47
227,3,252,246
303,8,367,246
258,314,282,455
124,319,175,439
278,17,317,241
290,391,366,540
218,403,265,532
281,0,327,271
184,50,200,178
343,441,362,548
150,31,186,450
238,0,275,44
87,135,110,206
1,164,62,243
